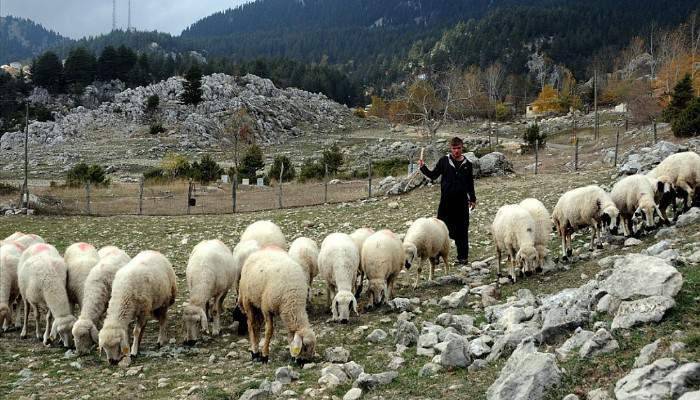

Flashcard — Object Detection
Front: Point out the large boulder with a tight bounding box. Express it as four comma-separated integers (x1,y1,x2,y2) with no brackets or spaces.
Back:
599,254,682,300
611,296,676,330
486,338,562,400
615,358,700,400
479,152,514,177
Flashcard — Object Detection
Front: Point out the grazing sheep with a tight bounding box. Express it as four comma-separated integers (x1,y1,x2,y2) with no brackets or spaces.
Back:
611,175,661,237
0,234,44,332
64,243,100,310
230,240,262,334
240,220,287,250
551,185,620,258
98,251,177,365
238,247,316,363
402,217,450,288
184,240,236,345
518,198,552,271
318,233,360,324
648,151,700,218
361,230,406,307
97,246,125,259
18,243,77,347
491,205,539,282
349,228,374,298
71,248,131,355
288,237,320,287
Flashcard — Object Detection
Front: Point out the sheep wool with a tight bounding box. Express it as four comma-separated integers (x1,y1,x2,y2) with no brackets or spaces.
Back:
184,240,236,344
0,233,44,331
318,233,360,323
18,243,77,347
64,242,100,309
648,151,700,216
98,251,177,365
288,237,320,286
238,247,316,362
361,230,405,307
402,217,450,288
240,220,287,250
518,198,552,270
72,248,131,355
491,204,539,282
611,174,660,237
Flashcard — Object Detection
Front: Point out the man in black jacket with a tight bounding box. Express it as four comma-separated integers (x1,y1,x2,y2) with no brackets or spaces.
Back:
418,137,477,264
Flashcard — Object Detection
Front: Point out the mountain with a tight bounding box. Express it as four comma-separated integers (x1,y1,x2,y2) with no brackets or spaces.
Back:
0,16,70,64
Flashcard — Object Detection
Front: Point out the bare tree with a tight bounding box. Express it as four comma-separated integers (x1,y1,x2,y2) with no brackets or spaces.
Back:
484,62,504,104
527,53,549,91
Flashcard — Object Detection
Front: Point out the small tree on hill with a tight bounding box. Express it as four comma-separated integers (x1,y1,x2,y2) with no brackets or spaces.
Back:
240,144,264,182
523,123,546,151
322,144,343,174
161,152,191,179
66,163,110,187
672,97,700,137
663,73,694,122
32,51,64,94
181,64,203,105
269,155,296,181
190,155,223,184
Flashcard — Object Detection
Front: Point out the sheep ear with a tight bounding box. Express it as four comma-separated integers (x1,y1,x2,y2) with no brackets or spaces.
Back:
121,336,130,356
351,296,359,316
331,298,339,320
290,333,302,357
90,325,99,343
50,321,58,340
199,309,209,333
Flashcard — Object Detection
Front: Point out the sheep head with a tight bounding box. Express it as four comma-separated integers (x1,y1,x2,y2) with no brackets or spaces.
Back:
402,243,417,270
516,247,538,274
331,290,357,324
72,318,99,355
50,315,77,349
98,323,130,365
367,279,387,308
183,302,208,345
600,205,620,234
290,327,316,363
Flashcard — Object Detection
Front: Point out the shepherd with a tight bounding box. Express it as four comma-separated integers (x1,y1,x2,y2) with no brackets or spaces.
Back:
418,137,477,265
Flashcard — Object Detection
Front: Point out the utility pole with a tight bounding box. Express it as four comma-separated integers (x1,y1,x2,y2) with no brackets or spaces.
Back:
127,0,131,31
112,0,117,31
594,69,599,141
20,102,29,211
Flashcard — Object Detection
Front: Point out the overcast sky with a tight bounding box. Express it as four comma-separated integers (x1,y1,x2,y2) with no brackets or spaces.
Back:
1,0,250,39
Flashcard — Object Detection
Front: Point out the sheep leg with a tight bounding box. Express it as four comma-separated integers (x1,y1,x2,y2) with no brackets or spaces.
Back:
261,312,273,363
212,293,225,336
244,305,261,359
20,300,29,339
155,308,169,347
496,248,502,277
413,258,423,289
386,275,396,302
621,216,630,237
559,228,567,259
32,304,41,340
509,257,517,284
43,311,52,346
14,301,23,329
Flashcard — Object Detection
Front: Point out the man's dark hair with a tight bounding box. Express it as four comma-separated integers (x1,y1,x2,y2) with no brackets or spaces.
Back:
450,137,464,147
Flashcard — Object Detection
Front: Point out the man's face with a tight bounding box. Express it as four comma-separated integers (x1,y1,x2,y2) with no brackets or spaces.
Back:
450,144,463,158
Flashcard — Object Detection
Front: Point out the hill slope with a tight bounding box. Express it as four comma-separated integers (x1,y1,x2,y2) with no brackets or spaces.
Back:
0,16,70,64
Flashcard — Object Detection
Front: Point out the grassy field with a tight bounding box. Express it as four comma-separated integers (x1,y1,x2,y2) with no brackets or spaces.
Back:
1,159,698,399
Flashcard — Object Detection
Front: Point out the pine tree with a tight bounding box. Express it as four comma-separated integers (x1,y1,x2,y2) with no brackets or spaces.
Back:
97,46,119,81
181,64,203,105
672,97,700,138
663,74,695,122
64,47,97,94
32,51,64,94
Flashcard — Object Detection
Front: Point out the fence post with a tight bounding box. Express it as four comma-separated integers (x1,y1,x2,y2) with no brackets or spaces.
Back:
625,117,629,133
85,182,91,215
614,126,620,166
534,140,539,175
574,137,579,171
138,177,144,215
278,163,284,209
368,160,373,198
495,124,499,145
187,181,193,215
324,164,329,204
232,172,237,213
653,118,657,144
488,121,493,149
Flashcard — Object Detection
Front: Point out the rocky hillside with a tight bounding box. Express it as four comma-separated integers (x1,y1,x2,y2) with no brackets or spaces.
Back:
0,73,355,177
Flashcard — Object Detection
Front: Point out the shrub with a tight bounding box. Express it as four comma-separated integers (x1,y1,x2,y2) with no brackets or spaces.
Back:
33,105,54,122
672,97,700,137
66,163,110,187
663,73,694,123
143,167,165,182
240,144,264,181
298,159,326,182
523,123,546,151
353,107,366,118
0,182,18,195
268,155,296,182
494,102,511,121
190,154,223,184
149,122,166,135
323,144,343,174
145,94,160,113
161,152,191,179
372,158,409,177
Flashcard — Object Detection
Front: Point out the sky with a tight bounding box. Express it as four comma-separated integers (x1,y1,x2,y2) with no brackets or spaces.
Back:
1,0,251,39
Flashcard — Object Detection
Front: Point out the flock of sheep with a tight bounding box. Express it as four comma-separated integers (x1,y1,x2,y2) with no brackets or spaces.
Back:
0,150,697,368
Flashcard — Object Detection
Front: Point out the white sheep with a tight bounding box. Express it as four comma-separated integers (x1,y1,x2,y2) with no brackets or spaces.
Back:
98,251,177,365
238,247,316,363
491,204,539,282
611,174,662,237
71,248,131,355
0,233,44,332
551,185,620,259
402,217,450,288
647,151,700,217
230,239,262,335
183,240,236,345
518,198,552,271
18,243,77,347
64,242,100,310
361,230,406,307
318,233,359,324
349,227,374,297
98,246,125,259
288,237,319,287
240,220,287,250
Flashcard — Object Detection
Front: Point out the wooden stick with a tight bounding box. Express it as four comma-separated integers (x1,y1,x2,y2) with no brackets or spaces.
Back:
420,147,424,161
